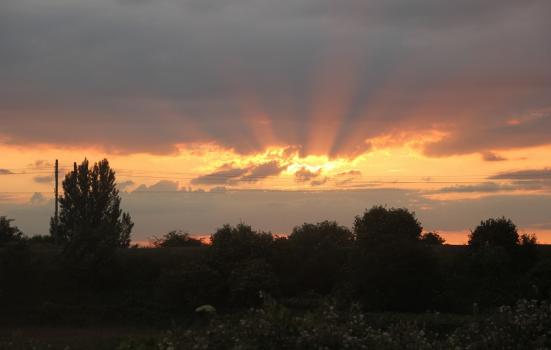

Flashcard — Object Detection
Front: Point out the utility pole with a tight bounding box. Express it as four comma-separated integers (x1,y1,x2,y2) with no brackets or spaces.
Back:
54,159,59,230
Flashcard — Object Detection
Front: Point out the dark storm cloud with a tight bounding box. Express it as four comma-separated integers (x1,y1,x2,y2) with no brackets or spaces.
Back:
1,0,550,156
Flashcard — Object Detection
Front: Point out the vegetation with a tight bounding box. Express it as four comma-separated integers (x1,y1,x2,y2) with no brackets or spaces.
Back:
50,159,133,270
1,160,550,349
151,230,204,248
0,216,24,245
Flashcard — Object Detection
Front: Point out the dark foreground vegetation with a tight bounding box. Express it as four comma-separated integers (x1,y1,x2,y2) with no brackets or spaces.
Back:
1,159,551,349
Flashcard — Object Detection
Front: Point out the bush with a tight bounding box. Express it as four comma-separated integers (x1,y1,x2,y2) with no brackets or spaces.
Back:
354,206,422,247
156,262,224,312
420,232,445,245
468,217,519,251
151,230,204,248
209,223,274,274
0,216,24,244
352,241,441,312
227,258,279,307
284,221,353,294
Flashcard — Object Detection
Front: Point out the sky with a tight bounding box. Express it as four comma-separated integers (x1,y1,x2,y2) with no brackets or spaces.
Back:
1,0,550,244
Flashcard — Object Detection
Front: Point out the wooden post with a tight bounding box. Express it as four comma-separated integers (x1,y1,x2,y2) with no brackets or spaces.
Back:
54,159,59,227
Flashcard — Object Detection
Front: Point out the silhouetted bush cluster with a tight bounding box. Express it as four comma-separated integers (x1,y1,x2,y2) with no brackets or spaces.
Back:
0,205,548,326
115,299,551,350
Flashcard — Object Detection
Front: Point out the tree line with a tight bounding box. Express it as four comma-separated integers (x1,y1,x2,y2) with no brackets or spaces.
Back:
0,159,549,323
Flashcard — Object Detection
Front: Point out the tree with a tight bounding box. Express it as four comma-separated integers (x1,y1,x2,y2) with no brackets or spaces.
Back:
468,217,519,251
354,206,422,247
420,231,445,245
50,159,133,264
210,223,274,267
0,217,23,244
352,206,440,311
151,230,204,248
285,221,353,293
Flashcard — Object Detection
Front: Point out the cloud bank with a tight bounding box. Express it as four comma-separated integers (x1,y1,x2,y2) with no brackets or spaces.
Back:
0,0,550,157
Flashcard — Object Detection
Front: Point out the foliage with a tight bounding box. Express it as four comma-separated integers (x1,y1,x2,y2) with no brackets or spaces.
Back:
209,223,274,272
151,230,203,248
468,217,520,251
0,216,24,244
354,206,422,247
352,240,441,311
114,299,551,350
281,221,353,294
50,159,133,267
420,231,445,245
156,262,224,311
227,258,279,307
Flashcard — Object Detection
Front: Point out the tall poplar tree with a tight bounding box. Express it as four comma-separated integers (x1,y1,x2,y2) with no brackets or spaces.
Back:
50,159,133,263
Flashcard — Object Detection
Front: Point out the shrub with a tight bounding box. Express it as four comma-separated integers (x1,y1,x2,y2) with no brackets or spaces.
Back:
354,206,422,247
0,216,24,244
151,230,204,248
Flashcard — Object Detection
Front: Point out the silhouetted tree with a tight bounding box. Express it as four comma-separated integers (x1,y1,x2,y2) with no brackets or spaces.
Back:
354,206,422,247
420,231,445,245
228,258,278,307
0,217,23,244
468,217,519,251
352,206,440,311
209,223,278,306
285,221,353,293
50,159,133,266
210,223,274,269
156,262,224,311
151,230,204,248
466,218,539,306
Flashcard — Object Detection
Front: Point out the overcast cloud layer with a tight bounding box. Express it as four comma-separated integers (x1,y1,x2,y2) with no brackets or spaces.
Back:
1,0,550,156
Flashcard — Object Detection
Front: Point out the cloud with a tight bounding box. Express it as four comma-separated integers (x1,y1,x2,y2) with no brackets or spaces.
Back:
118,180,135,191
490,168,551,180
0,0,550,157
481,152,507,162
33,175,53,184
29,160,53,169
134,180,180,192
424,114,551,157
240,161,288,182
437,182,515,194
209,186,227,193
488,167,551,192
29,192,47,205
294,167,321,183
191,161,287,185
311,177,328,186
0,169,14,175
336,170,362,177
334,169,362,186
